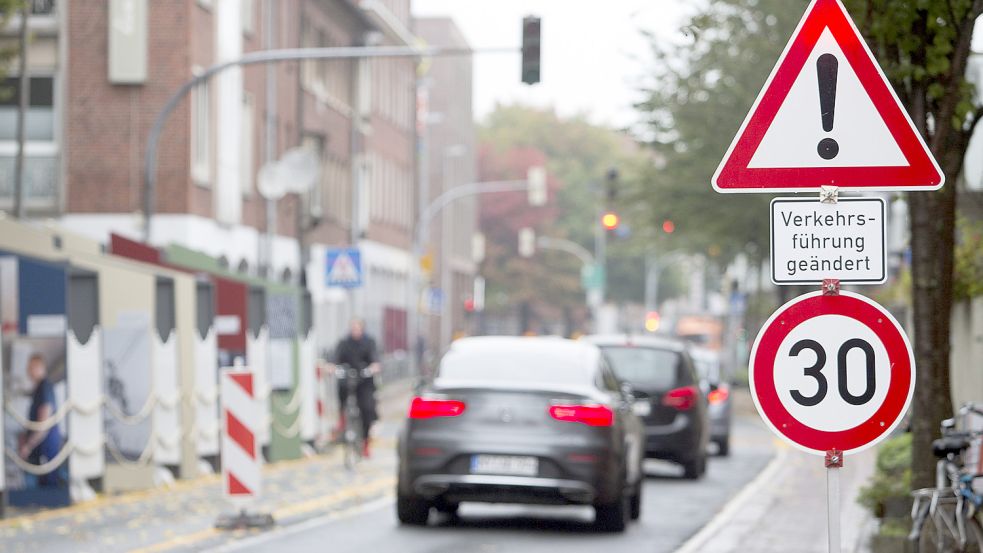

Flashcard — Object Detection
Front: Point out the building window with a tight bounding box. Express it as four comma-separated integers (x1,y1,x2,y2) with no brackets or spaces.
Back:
30,0,57,16
301,134,325,219
191,72,211,186
0,76,54,141
0,75,58,207
325,156,350,225
241,92,255,196
300,20,351,110
241,0,254,35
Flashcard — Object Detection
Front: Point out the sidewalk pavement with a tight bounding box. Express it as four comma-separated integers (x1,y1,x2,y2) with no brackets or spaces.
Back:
676,394,878,553
0,379,416,553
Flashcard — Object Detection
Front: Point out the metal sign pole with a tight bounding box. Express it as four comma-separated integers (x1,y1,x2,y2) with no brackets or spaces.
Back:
823,272,843,553
825,449,843,553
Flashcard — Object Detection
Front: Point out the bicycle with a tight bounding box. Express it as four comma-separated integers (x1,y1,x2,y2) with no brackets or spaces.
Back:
910,403,983,553
334,364,374,470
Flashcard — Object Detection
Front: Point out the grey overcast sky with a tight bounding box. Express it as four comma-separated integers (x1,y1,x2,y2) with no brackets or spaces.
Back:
412,1,692,128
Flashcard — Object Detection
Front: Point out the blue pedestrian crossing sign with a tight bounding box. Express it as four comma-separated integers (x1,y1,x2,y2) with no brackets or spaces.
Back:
325,247,363,288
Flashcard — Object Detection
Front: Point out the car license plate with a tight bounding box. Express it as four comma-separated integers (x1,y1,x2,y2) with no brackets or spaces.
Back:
470,455,538,476
633,401,652,417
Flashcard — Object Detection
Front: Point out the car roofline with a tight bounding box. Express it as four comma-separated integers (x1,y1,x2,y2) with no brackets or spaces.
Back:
431,378,602,398
583,334,688,352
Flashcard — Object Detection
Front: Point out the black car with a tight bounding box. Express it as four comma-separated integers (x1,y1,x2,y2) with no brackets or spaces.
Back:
396,337,645,532
585,335,710,479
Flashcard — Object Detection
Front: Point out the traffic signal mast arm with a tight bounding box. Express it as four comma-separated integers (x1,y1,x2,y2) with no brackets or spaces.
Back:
414,179,533,249
535,236,594,267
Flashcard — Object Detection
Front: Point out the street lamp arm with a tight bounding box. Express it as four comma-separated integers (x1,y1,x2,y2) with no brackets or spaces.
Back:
421,179,528,224
142,45,517,241
416,179,529,246
536,236,594,267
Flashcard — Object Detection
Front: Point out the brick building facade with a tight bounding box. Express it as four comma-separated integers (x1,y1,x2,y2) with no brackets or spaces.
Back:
0,0,458,355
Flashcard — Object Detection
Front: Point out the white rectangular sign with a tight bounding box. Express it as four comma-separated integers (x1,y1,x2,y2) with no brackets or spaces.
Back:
771,197,886,285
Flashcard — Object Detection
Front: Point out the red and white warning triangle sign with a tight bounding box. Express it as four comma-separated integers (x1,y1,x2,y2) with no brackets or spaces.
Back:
713,0,943,192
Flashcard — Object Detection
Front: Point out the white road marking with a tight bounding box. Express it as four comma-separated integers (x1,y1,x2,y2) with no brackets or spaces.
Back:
672,444,790,553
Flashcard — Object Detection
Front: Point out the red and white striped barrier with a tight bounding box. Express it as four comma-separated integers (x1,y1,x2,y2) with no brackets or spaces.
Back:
221,369,261,502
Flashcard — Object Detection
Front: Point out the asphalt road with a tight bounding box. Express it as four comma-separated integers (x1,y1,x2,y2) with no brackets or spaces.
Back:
211,415,777,553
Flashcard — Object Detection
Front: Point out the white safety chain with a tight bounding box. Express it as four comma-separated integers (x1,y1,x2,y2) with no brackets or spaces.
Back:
195,389,218,404
197,421,220,441
272,416,303,439
6,379,197,473
4,400,72,432
281,386,303,413
104,394,158,426
4,442,74,475
105,434,156,466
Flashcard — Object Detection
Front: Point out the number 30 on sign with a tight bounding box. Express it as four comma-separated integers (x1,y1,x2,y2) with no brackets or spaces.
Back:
748,291,915,455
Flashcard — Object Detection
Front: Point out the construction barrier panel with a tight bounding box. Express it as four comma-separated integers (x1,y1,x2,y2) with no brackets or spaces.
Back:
220,369,261,502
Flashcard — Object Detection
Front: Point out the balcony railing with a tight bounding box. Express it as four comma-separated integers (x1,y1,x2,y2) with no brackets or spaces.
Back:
0,154,59,210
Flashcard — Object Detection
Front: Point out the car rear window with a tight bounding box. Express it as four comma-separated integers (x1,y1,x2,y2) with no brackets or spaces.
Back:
600,346,683,390
693,356,720,383
437,348,592,386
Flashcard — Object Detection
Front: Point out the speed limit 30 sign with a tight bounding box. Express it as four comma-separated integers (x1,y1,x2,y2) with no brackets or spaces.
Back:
749,290,914,455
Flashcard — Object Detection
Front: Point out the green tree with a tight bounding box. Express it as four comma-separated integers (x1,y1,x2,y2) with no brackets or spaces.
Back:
0,1,24,78
478,106,661,332
632,0,808,269
636,0,983,487
843,0,983,487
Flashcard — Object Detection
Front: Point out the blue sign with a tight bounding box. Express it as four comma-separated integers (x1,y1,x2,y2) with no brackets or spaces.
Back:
325,247,363,289
426,287,444,314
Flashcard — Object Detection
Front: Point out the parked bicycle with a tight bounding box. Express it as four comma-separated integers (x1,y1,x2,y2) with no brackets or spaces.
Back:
910,403,983,553
334,363,374,470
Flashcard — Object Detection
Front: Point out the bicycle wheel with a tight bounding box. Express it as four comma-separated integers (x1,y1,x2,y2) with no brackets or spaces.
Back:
918,505,960,553
343,402,362,470
963,515,983,553
343,424,360,470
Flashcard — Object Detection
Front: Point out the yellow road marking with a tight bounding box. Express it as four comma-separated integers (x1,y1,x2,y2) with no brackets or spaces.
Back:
130,528,220,553
0,440,396,530
128,474,395,553
0,473,221,529
272,476,395,520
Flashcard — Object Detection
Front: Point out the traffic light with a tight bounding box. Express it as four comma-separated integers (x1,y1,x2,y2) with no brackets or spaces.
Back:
605,168,619,202
527,166,547,206
601,211,620,231
521,16,541,85
662,219,675,234
644,311,661,333
518,227,536,257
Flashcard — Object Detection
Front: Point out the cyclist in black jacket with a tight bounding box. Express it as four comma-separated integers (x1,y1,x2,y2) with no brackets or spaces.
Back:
333,319,380,457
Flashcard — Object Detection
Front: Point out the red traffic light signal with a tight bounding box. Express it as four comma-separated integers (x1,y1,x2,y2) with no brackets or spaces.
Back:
602,211,620,230
662,220,675,234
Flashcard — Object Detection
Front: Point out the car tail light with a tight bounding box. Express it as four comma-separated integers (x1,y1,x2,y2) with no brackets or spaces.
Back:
408,397,466,419
548,404,614,427
708,386,730,405
663,386,698,411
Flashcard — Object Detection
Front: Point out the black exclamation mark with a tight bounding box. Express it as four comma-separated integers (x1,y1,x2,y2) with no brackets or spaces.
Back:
817,53,839,160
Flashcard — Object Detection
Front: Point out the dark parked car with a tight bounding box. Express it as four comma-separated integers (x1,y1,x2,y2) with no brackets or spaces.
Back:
396,336,645,532
690,347,733,456
585,335,710,479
